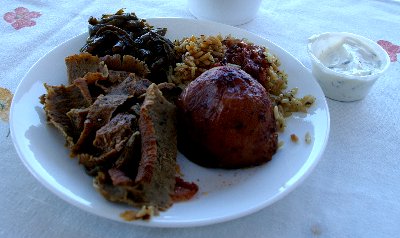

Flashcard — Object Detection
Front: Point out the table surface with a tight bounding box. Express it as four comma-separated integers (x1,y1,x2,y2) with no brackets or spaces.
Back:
1,1,399,237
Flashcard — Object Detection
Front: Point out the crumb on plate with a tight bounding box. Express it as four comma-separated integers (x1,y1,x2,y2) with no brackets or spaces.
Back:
120,205,159,221
290,134,299,143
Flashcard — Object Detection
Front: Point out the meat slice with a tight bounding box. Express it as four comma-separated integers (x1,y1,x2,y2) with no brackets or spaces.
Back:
78,113,137,171
95,84,181,210
135,83,177,210
94,132,143,202
100,54,150,78
65,53,108,84
107,74,152,97
93,113,136,153
112,131,142,181
108,168,134,186
72,94,129,155
157,82,182,104
94,70,131,93
40,83,92,148
108,70,131,84
66,108,89,133
72,78,93,105
78,149,120,173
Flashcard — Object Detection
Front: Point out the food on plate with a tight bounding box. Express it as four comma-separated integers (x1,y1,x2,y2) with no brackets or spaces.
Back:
81,9,176,84
120,206,158,221
65,52,109,84
170,34,315,131
41,52,197,213
290,134,299,143
222,37,288,96
169,34,226,85
305,132,312,144
171,34,314,168
95,84,183,210
177,66,278,168
39,10,317,219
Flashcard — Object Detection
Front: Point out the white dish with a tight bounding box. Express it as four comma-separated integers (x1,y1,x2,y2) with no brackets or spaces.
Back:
10,18,330,228
187,0,262,26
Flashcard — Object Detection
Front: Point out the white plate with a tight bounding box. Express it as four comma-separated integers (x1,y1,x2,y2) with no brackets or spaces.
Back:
10,18,330,227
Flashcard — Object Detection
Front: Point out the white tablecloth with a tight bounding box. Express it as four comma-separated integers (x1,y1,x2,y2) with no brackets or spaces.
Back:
1,0,399,237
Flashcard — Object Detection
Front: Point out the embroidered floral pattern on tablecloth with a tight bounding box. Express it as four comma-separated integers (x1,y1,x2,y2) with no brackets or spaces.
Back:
0,87,13,122
377,40,400,62
3,7,41,30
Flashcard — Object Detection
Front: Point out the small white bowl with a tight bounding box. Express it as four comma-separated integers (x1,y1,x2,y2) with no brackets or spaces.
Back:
187,0,262,26
308,32,390,102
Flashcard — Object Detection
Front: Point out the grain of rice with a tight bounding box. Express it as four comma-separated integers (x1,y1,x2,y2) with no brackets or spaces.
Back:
278,141,285,148
305,132,312,144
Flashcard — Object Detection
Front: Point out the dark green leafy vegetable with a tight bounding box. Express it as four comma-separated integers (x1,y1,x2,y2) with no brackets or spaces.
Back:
81,9,176,83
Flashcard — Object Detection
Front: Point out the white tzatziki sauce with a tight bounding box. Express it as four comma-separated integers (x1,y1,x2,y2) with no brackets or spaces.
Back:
318,38,381,76
308,32,390,101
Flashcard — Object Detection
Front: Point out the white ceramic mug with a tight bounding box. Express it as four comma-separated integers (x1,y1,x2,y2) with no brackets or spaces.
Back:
187,0,262,26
